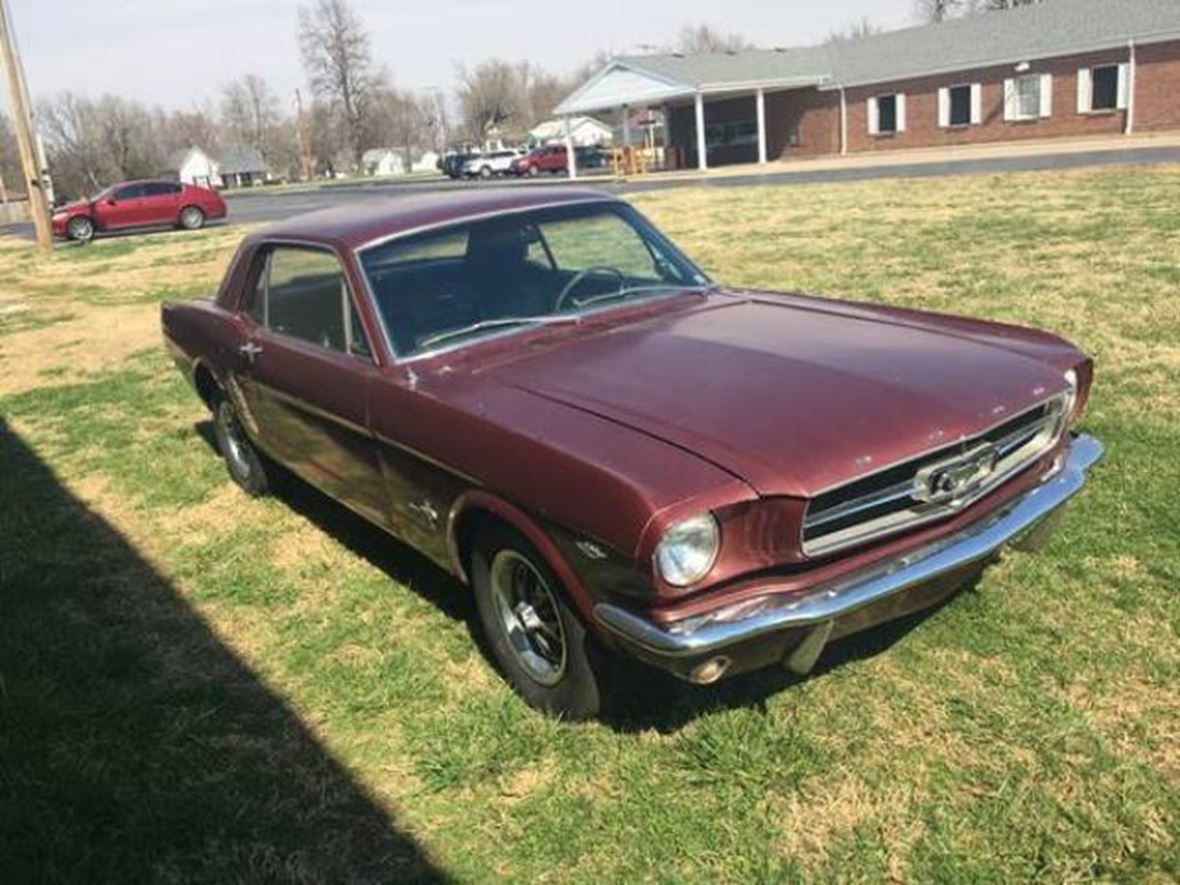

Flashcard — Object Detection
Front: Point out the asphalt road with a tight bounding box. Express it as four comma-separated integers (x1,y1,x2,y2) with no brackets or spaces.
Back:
6,143,1180,237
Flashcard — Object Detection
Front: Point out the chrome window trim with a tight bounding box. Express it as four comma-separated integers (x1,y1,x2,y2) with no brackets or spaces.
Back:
801,395,1069,558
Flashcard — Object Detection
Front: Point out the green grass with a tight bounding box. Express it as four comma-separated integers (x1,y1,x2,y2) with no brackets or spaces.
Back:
1,166,1177,882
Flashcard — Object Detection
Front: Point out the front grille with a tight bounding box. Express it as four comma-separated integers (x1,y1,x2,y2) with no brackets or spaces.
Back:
802,397,1066,557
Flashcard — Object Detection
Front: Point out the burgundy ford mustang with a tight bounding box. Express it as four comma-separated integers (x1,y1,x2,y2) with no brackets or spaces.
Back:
161,188,1102,719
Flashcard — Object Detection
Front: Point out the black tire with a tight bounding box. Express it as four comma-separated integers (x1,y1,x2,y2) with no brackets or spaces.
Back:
471,522,607,720
211,390,269,496
478,165,493,179
179,205,206,231
67,216,94,243
527,165,539,177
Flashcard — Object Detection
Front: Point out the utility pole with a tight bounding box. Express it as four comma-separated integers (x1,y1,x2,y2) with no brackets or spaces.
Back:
295,88,313,181
0,0,51,250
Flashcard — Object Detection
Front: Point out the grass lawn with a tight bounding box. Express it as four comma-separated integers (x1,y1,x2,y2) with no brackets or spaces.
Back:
1,167,1177,882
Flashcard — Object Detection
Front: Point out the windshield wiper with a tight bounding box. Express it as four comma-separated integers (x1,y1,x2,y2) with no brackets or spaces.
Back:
573,282,717,309
418,314,582,351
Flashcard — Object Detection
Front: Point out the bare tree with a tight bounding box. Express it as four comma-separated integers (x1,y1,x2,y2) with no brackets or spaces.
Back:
826,17,883,42
298,0,377,170
0,113,22,199
416,89,450,154
974,0,1045,9
221,74,279,158
915,0,965,22
455,59,523,142
676,24,752,54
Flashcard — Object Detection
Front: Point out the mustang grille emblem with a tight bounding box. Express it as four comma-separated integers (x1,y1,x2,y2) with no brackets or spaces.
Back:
913,442,999,506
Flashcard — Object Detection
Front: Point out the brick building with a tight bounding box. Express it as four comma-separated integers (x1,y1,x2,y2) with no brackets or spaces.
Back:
554,0,1180,172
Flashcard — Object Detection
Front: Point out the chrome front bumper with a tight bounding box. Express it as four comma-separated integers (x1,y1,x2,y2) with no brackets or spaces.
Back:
595,433,1104,678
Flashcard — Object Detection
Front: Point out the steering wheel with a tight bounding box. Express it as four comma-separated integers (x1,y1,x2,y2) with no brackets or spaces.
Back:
554,266,627,312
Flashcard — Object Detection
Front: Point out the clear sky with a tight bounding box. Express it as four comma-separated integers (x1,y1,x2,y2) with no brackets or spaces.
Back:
1,0,916,116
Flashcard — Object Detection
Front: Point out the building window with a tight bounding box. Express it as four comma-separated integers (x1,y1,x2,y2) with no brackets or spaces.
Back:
1078,64,1127,113
1016,76,1041,119
949,85,972,126
878,95,897,133
869,94,905,135
705,120,757,148
1005,74,1050,121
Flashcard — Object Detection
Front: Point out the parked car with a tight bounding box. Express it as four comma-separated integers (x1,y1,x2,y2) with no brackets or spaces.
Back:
462,149,524,179
161,188,1102,720
53,180,227,243
511,144,570,177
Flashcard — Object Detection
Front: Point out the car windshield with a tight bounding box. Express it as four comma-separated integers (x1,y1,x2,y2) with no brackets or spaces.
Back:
358,201,710,358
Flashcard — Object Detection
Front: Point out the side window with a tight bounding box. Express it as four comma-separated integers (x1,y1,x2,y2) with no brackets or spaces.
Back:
246,253,268,326
265,247,348,352
114,184,143,201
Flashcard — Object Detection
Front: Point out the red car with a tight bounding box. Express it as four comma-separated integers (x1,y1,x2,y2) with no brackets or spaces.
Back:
510,144,570,177
53,179,227,242
161,188,1102,719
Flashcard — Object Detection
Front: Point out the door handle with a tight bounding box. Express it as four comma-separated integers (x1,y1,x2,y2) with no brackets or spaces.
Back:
238,342,264,362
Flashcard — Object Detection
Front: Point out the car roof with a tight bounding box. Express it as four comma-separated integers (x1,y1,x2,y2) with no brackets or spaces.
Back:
255,186,619,251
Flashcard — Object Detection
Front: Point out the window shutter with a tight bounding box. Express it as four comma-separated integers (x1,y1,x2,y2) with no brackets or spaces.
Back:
868,96,879,135
1077,68,1092,114
938,88,950,128
1039,73,1053,118
1117,62,1130,110
971,83,982,125
1003,78,1016,121
896,93,907,133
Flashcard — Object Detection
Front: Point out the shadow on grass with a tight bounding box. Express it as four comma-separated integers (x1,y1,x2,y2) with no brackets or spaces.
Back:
191,421,970,736
0,418,449,883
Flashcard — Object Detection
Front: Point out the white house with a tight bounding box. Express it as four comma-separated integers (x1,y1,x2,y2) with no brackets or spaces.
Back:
362,149,406,176
164,147,221,188
412,150,440,173
529,116,613,148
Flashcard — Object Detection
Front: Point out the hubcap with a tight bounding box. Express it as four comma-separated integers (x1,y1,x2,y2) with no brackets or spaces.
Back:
489,550,567,686
217,400,251,479
183,209,201,228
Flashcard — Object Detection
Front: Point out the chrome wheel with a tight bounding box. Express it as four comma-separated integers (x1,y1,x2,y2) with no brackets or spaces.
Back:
489,549,567,686
216,399,252,480
180,206,205,230
67,217,94,242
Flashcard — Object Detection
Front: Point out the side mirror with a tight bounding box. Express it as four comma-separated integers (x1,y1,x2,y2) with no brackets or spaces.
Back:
106,198,117,206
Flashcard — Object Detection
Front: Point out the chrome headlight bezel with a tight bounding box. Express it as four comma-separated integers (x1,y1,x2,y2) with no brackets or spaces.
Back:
655,514,721,587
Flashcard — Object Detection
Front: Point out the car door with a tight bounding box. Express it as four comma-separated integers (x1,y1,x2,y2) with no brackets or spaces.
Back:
141,182,181,226
94,183,147,229
235,242,387,525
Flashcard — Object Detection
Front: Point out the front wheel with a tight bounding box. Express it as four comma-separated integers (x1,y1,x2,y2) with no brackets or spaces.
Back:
527,165,539,177
67,216,94,243
212,392,269,496
179,206,206,230
471,523,608,719
478,165,493,179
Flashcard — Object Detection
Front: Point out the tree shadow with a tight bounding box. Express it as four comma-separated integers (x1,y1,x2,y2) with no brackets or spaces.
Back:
0,418,450,883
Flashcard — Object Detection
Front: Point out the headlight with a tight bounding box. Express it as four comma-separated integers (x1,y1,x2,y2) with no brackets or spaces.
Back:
655,514,720,587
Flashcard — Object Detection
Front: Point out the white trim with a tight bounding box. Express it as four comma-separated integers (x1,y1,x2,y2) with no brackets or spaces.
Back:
896,93,907,133
1077,67,1092,114
971,83,982,125
839,87,848,155
755,88,767,164
867,95,879,135
1126,41,1137,134
1039,73,1053,118
938,87,950,128
1117,61,1130,110
694,92,708,171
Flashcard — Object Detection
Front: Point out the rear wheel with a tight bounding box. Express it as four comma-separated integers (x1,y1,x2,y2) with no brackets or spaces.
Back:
179,206,206,230
471,523,607,719
478,165,493,179
67,216,94,243
527,165,539,177
212,391,269,496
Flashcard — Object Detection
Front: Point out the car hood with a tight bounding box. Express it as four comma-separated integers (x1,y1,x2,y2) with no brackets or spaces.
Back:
54,200,90,215
485,295,1071,498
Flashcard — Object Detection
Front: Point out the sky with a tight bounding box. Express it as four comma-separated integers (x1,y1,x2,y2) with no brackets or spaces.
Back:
1,0,916,117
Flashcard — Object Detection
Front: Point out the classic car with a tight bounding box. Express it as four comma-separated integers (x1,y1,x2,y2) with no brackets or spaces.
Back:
54,180,227,242
161,188,1102,719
